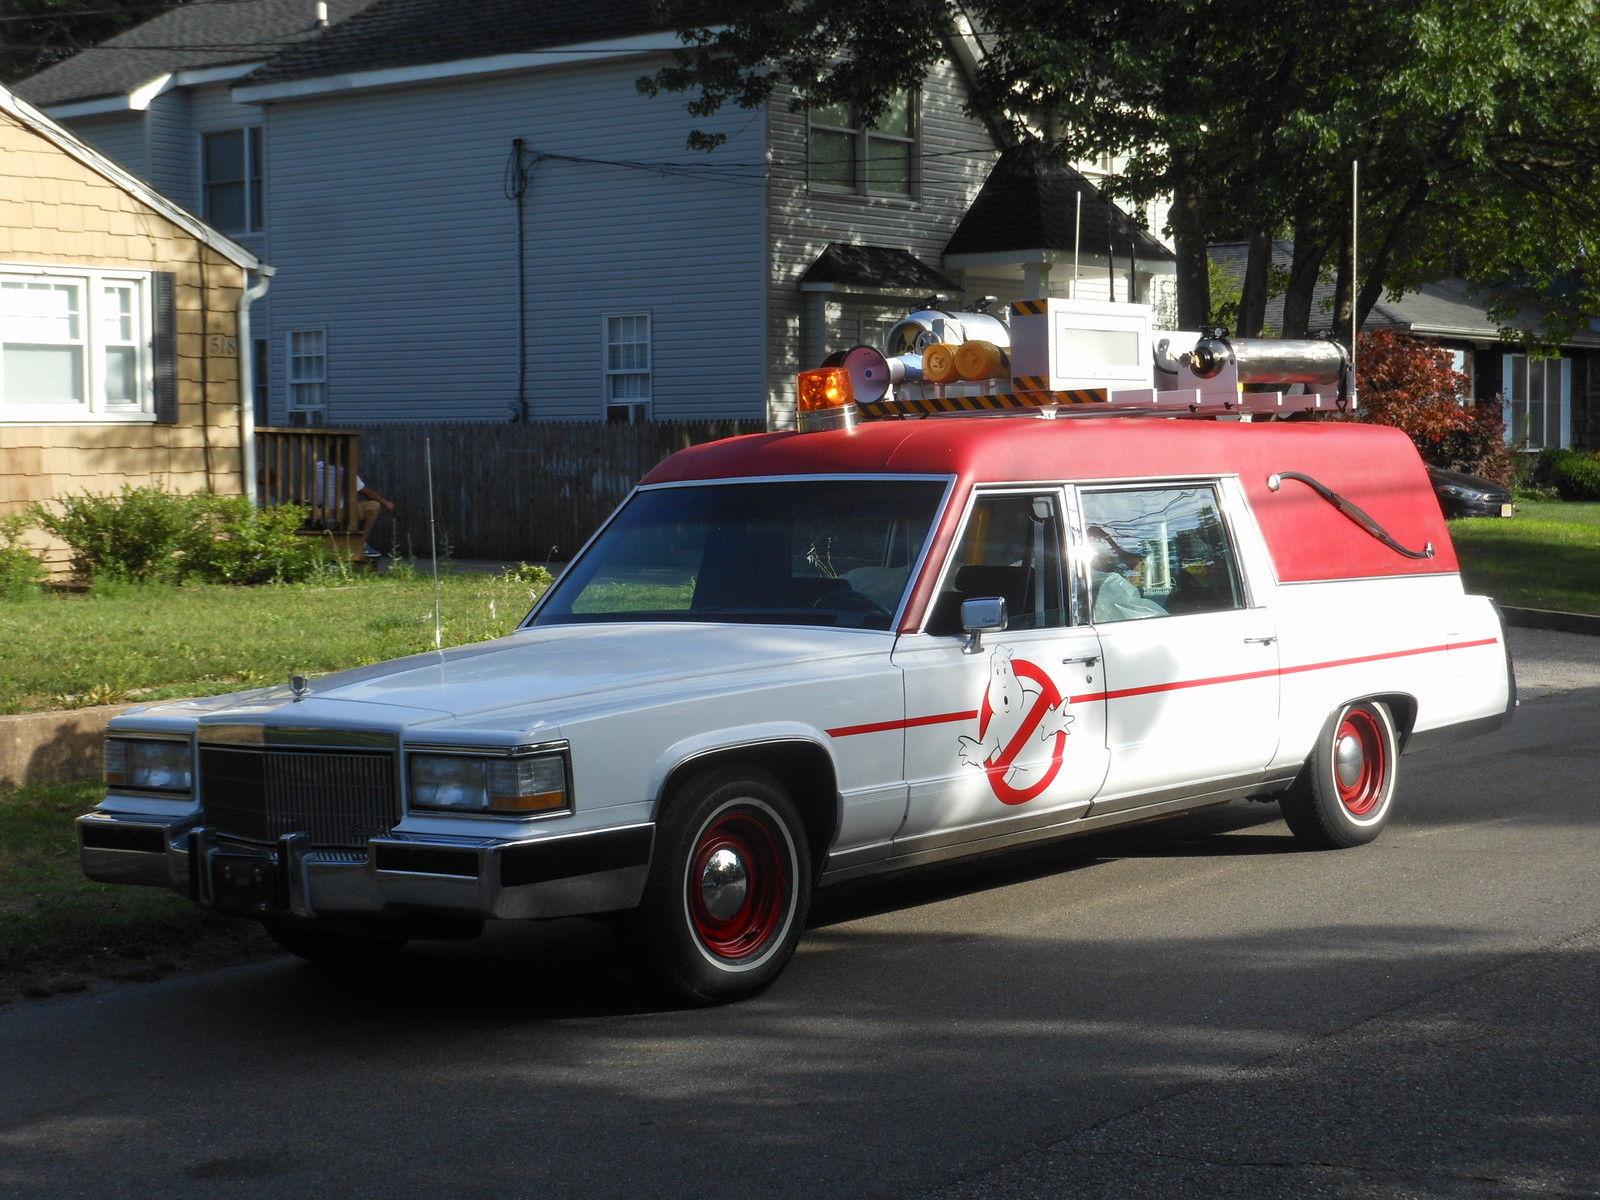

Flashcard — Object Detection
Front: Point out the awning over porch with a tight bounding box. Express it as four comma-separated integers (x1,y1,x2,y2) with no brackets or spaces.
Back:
799,243,959,295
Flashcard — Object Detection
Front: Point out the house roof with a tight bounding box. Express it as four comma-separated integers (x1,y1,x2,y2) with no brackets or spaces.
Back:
1209,239,1600,349
14,0,378,107
800,244,958,294
243,0,712,86
944,144,1174,264
0,83,261,270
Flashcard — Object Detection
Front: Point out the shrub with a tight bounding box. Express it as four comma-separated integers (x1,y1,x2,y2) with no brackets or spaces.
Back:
502,562,554,588
33,485,192,583
0,512,46,601
1355,331,1514,486
1550,450,1600,501
178,496,331,585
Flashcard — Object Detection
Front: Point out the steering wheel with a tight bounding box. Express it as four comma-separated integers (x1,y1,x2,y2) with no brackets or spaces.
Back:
811,588,890,618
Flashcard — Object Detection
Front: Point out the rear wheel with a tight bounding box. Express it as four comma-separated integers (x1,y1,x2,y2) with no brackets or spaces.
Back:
264,918,408,965
1280,700,1399,849
626,768,811,1005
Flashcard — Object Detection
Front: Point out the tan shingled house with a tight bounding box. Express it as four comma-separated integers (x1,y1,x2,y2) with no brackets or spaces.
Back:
0,83,269,572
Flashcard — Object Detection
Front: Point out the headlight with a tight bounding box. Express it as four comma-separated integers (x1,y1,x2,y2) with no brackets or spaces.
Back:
1438,485,1472,498
408,751,569,816
105,737,193,795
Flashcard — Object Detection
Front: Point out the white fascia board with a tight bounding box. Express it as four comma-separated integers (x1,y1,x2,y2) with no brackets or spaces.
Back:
0,82,260,271
232,30,698,103
44,63,262,120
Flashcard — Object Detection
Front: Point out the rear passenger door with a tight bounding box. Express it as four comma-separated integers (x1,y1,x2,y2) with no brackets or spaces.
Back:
1077,481,1281,813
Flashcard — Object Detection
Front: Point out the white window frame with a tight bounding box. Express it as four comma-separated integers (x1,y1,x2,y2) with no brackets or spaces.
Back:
1502,353,1570,451
602,312,652,423
0,263,155,424
806,90,919,199
286,327,328,426
200,126,264,235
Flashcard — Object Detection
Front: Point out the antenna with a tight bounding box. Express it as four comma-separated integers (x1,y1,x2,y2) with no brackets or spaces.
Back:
1072,191,1083,299
425,436,442,651
1349,158,1360,416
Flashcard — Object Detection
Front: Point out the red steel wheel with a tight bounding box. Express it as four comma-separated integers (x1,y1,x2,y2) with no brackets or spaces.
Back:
1280,700,1399,849
1333,707,1388,817
627,768,812,1004
685,806,792,962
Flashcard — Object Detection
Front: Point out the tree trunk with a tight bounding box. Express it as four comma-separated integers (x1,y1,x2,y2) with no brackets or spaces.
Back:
1280,224,1328,337
1236,226,1274,337
1355,181,1432,329
1170,168,1210,328
1331,232,1353,350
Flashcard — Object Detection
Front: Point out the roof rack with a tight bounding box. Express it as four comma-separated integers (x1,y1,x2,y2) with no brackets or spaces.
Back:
855,387,1343,422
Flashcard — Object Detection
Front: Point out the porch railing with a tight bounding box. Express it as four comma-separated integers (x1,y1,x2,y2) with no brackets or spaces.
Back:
255,427,363,532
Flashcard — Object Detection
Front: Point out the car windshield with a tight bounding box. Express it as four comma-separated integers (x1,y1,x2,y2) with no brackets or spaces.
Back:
530,479,947,630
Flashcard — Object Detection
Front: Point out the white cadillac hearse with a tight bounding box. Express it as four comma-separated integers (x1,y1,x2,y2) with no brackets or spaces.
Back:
79,307,1515,1003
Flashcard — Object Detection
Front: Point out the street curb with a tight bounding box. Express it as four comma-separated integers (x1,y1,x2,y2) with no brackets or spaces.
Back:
0,702,138,790
1501,606,1600,637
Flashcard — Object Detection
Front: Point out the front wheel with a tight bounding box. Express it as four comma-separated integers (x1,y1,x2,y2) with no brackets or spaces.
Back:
625,768,811,1005
1280,700,1399,849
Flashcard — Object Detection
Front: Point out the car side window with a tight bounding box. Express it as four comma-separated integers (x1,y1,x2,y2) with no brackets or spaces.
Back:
1078,485,1244,623
929,491,1068,635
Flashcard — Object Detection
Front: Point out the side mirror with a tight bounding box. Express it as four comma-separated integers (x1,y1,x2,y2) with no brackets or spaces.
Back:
960,596,1007,655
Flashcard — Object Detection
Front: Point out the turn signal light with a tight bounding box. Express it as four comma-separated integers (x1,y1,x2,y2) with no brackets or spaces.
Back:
797,367,854,411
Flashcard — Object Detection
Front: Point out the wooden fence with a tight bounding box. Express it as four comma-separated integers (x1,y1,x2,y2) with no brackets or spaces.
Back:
351,419,765,561
255,427,363,531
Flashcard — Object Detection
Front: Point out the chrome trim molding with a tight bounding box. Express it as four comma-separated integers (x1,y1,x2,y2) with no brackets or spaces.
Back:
198,724,399,751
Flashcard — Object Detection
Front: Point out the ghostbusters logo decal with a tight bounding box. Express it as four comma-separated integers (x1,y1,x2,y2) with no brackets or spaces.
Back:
957,648,1074,805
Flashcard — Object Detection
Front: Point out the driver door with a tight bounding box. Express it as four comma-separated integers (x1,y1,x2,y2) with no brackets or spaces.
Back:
891,488,1110,848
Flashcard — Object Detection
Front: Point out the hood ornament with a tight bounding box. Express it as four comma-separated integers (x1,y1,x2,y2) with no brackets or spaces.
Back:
289,673,309,702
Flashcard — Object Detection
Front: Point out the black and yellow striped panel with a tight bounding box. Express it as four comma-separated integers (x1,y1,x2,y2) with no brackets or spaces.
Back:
1010,299,1048,316
1012,374,1049,391
858,389,1110,418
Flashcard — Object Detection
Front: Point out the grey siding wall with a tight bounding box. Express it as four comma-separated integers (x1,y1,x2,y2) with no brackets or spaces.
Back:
260,59,766,426
766,58,999,423
142,88,193,208
60,113,146,180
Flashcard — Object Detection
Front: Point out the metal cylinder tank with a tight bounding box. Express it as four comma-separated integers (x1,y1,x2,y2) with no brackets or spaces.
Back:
1185,336,1348,388
885,310,1011,357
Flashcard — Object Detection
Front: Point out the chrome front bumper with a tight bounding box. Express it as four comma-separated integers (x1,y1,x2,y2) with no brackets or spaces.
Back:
77,812,653,922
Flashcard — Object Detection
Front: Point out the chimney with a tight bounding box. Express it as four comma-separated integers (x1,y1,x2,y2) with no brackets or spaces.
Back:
314,2,329,27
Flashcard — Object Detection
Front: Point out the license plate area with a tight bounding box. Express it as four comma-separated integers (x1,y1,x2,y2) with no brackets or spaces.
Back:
210,848,281,916
1500,503,1515,518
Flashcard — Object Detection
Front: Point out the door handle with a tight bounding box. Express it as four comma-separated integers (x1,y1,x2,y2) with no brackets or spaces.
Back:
1062,654,1100,667
1244,636,1277,646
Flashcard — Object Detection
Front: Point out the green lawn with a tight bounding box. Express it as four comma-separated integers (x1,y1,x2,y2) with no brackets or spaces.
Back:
0,570,546,714
1449,501,1600,615
0,782,265,1001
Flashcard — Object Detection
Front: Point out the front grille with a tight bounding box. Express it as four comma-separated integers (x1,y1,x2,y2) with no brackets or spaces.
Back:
200,746,397,848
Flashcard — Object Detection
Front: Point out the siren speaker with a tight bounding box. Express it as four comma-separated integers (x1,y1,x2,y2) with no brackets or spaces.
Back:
839,345,894,403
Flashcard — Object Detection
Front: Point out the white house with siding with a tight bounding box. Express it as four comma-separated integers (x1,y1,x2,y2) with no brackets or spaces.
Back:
17,0,1174,429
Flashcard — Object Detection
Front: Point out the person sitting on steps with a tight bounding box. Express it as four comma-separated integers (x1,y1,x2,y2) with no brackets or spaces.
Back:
313,458,396,558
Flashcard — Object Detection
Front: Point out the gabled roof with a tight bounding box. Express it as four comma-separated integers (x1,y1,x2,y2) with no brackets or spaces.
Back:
800,244,958,294
0,83,260,270
15,0,378,107
1209,240,1600,349
945,144,1173,263
244,0,713,86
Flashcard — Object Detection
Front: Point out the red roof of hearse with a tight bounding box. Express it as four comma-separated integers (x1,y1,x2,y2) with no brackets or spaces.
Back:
644,417,1458,609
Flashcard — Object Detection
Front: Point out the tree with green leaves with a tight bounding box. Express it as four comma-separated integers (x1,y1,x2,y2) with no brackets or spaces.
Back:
0,0,184,86
641,0,1600,344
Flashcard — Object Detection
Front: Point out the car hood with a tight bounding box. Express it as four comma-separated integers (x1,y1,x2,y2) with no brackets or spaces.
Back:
180,622,892,728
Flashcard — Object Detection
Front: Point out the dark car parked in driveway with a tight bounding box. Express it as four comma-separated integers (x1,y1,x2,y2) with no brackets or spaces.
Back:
1428,467,1514,518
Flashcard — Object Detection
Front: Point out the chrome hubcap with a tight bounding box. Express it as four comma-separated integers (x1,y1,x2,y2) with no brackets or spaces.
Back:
1335,733,1365,789
699,847,749,922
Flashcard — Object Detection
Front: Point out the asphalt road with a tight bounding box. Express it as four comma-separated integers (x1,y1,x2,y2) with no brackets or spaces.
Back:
2,628,1597,1199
